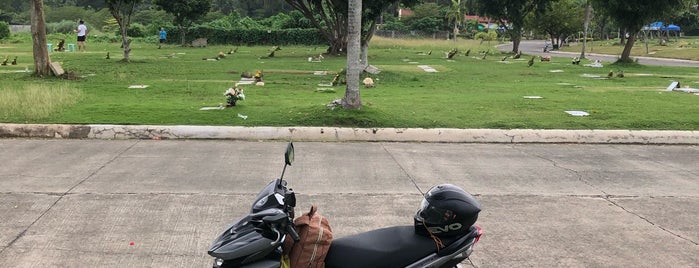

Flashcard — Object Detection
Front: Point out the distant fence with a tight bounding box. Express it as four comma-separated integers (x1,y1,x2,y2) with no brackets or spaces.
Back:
374,30,450,40
10,25,31,33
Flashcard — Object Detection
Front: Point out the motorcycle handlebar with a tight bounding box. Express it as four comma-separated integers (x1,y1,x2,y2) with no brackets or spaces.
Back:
287,223,300,242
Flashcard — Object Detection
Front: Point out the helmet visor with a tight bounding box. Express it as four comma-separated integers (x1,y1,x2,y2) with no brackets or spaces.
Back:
417,198,455,225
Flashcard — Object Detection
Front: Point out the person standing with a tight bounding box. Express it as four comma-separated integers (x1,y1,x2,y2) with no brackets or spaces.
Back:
158,27,167,49
75,20,87,52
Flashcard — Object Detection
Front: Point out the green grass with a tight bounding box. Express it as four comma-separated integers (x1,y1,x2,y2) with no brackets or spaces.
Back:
1,34,698,130
0,83,83,121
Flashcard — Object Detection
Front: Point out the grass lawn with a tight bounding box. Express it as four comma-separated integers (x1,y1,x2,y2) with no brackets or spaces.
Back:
1,35,698,130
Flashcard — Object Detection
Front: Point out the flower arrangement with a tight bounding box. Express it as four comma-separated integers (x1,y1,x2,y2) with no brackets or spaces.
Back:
224,85,245,107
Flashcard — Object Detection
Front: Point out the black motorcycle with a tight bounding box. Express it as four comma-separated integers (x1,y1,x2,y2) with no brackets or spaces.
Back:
208,143,483,268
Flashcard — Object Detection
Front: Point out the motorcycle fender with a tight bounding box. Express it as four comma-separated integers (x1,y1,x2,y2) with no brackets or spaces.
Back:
209,231,275,260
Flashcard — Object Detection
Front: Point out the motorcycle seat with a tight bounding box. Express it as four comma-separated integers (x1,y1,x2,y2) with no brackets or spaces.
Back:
324,225,461,268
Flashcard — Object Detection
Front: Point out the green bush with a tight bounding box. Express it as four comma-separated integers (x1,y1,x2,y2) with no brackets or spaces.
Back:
410,17,442,33
0,21,10,40
474,31,498,42
124,23,147,37
168,26,325,46
381,20,408,31
46,20,76,34
89,34,120,43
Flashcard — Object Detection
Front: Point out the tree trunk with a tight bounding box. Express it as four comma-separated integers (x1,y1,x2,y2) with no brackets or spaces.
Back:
360,43,368,70
359,21,377,69
120,27,132,61
580,1,591,59
620,33,635,63
511,36,521,54
643,30,649,54
180,26,187,46
619,28,625,45
510,25,522,53
30,0,51,77
342,0,362,110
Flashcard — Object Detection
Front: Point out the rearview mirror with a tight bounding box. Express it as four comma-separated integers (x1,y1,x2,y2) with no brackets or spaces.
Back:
284,142,294,166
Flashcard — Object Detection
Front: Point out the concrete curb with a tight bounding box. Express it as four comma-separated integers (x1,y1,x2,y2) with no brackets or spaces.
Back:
1,124,698,144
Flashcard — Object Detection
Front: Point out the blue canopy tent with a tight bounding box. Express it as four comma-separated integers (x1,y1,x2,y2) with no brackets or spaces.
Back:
661,24,681,31
661,24,681,40
642,22,681,40
643,22,663,31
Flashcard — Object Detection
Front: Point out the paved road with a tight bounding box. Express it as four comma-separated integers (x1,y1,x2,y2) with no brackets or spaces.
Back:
497,40,699,67
1,139,697,267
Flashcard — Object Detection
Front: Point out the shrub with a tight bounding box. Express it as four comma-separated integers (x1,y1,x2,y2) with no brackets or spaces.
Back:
410,17,442,33
0,21,9,40
46,20,76,34
167,26,325,46
381,20,408,31
124,23,147,37
474,31,498,42
102,17,119,34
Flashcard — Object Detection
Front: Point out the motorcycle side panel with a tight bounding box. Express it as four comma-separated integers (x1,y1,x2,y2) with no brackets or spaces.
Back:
215,257,281,268
325,226,461,268
208,215,277,261
241,259,280,268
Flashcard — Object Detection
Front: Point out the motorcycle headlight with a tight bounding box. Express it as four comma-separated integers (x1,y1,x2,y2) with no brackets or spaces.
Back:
254,196,268,210
214,258,224,267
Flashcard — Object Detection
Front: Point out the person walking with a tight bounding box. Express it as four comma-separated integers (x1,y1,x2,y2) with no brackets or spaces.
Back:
158,27,167,49
75,20,87,52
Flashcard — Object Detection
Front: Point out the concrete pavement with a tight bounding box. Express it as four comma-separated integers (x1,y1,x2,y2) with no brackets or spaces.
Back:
2,38,698,268
0,140,697,267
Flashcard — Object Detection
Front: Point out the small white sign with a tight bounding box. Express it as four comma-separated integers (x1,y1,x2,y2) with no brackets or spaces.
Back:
565,110,590,116
199,107,224,110
417,65,438,72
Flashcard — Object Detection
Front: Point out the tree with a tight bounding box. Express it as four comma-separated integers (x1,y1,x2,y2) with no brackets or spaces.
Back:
526,0,584,48
445,0,466,41
477,0,552,53
590,0,684,62
284,0,418,55
343,0,362,109
359,0,420,68
283,0,345,54
154,0,211,46
30,0,51,77
105,0,142,62
581,0,592,59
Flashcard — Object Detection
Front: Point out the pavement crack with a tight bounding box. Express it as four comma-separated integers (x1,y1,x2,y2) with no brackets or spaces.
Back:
606,197,698,246
0,141,141,254
514,146,609,195
514,146,698,246
381,143,425,195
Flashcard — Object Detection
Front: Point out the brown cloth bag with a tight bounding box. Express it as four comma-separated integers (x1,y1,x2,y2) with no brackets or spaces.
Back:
284,205,333,268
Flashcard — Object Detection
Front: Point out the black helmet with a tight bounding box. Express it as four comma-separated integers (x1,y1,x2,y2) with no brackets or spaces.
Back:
414,184,481,237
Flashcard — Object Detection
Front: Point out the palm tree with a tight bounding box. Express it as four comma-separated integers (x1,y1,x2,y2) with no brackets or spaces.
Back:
342,0,362,109
446,0,465,41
